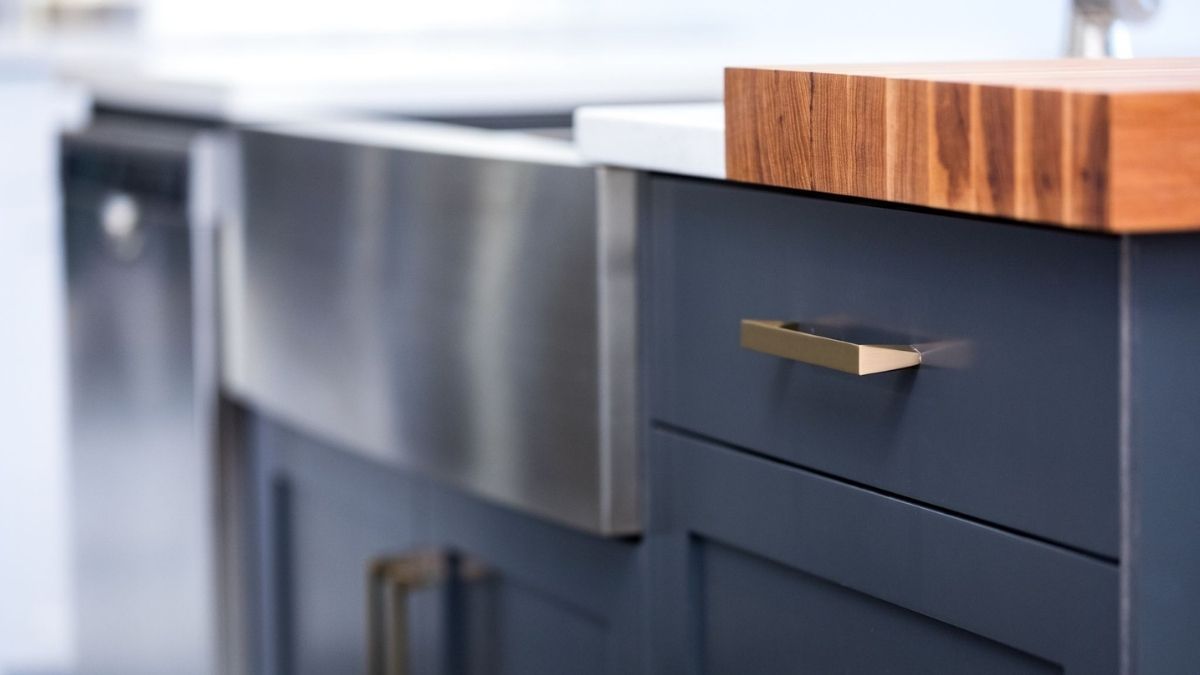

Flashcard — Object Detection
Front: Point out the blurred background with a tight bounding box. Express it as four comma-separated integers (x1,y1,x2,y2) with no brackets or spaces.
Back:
0,1,1197,673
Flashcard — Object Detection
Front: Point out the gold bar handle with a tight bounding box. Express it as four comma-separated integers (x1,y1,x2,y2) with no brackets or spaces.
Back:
367,551,448,675
740,320,921,376
367,550,491,675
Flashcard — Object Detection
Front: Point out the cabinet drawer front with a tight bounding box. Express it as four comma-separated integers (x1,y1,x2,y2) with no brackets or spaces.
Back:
648,430,1117,674
645,175,1119,557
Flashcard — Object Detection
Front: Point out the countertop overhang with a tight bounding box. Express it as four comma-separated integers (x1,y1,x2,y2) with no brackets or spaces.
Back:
726,59,1200,234
579,59,1200,235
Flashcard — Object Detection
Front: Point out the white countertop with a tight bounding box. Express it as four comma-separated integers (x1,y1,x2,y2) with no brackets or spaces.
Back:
575,102,725,180
0,45,50,80
262,117,584,167
27,31,806,122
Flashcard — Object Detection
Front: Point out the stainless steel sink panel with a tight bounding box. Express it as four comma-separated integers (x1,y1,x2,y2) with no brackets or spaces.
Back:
222,122,638,535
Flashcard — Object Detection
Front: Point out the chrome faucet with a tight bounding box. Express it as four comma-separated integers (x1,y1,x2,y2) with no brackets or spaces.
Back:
1068,0,1160,57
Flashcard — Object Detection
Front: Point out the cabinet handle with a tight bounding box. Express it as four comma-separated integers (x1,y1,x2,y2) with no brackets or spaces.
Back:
740,320,921,375
366,550,489,675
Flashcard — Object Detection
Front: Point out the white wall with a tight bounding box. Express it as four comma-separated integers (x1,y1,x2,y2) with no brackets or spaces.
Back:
141,0,1072,48
1127,0,1200,56
138,0,1200,59
0,66,72,675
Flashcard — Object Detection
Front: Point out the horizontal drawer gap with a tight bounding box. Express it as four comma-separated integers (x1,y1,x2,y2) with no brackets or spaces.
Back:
651,420,1119,566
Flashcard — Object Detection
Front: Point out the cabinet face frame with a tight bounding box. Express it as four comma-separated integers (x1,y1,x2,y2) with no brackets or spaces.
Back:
245,417,428,675
1125,235,1200,674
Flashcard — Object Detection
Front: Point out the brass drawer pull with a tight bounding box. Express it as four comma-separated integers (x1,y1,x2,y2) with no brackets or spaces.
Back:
740,320,921,375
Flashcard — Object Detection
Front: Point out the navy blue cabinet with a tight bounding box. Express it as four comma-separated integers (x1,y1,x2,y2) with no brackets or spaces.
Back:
639,174,1125,675
245,414,642,675
234,170,1200,675
421,482,643,675
645,429,1117,674
642,175,1119,559
248,416,426,675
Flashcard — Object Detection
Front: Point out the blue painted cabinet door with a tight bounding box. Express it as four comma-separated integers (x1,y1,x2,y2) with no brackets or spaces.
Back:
638,175,1120,675
246,414,643,675
247,416,428,675
645,429,1118,675
423,482,644,675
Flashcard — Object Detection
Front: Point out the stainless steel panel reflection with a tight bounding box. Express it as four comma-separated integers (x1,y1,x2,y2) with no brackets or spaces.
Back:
222,124,638,535
63,118,221,675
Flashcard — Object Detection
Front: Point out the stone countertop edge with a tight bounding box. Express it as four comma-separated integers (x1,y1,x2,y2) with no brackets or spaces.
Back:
574,103,725,180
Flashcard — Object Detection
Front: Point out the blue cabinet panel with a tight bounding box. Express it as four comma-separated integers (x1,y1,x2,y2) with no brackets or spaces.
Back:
646,428,1117,674
701,540,1058,675
1128,235,1200,675
246,413,642,675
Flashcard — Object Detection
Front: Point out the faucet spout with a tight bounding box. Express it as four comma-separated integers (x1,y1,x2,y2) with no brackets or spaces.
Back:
1067,0,1160,58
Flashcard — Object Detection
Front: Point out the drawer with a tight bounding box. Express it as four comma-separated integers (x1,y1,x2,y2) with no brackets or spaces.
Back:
644,175,1119,557
647,429,1118,674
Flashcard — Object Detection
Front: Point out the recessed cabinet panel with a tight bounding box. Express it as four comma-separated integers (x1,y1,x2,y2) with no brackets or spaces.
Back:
645,175,1120,557
647,429,1117,675
249,414,639,675
464,582,606,675
284,488,439,675
249,417,426,675
701,541,1058,675
427,475,643,675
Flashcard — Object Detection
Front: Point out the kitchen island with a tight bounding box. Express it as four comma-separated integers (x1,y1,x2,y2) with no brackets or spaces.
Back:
572,62,1200,674
220,61,1200,675
58,48,1200,674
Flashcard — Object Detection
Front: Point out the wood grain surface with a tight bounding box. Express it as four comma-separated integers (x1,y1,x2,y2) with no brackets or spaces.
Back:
726,60,1200,233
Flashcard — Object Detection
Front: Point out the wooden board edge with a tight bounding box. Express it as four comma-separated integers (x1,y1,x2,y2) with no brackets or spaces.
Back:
1107,91,1200,233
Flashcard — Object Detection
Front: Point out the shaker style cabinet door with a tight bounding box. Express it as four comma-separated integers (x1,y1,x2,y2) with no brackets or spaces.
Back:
645,430,1118,675
247,415,643,675
415,481,644,675
248,417,428,675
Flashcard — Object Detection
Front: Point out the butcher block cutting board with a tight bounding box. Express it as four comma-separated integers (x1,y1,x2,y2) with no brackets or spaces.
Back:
725,60,1200,233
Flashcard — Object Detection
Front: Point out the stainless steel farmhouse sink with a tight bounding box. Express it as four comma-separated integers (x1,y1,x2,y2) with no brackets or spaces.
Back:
220,116,638,535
